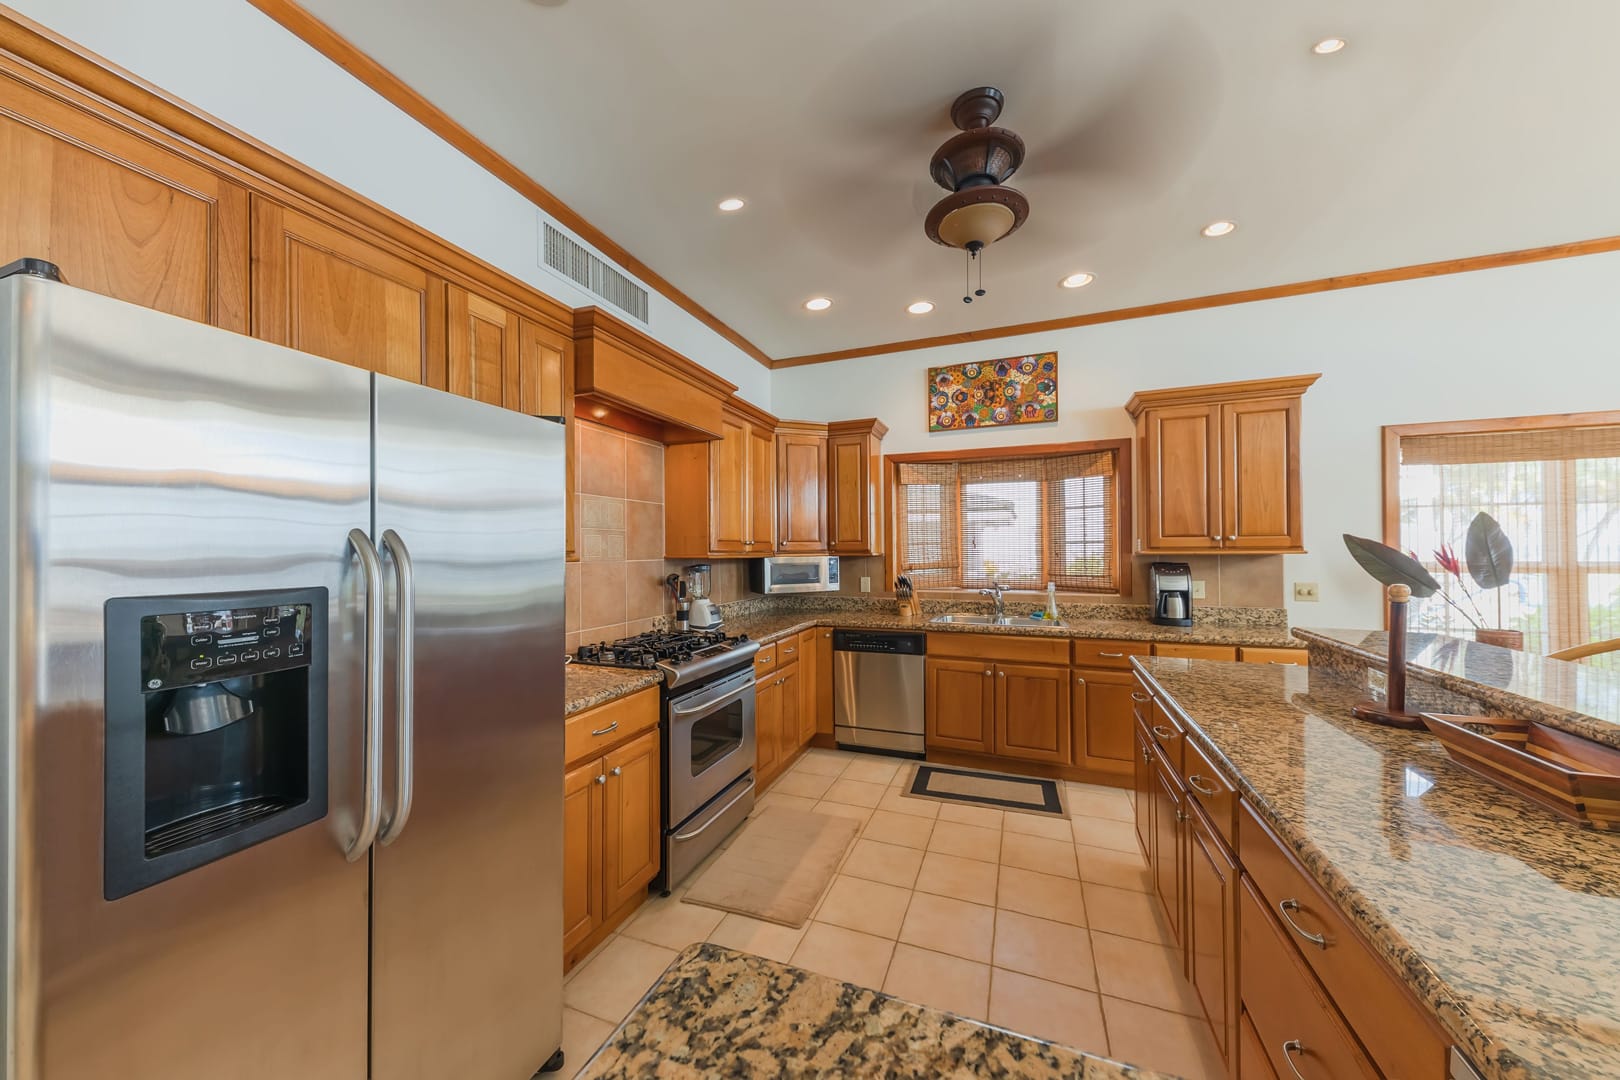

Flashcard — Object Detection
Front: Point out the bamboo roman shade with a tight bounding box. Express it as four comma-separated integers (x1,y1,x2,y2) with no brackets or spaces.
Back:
1401,425,1620,465
897,448,1120,593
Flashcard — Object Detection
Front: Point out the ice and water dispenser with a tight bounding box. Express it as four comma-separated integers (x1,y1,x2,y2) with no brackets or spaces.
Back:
103,589,328,899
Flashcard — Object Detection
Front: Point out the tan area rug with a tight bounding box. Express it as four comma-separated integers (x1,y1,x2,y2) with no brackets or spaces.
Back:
681,807,860,928
901,763,1068,819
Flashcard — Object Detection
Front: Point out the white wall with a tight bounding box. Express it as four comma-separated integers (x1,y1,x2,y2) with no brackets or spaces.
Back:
8,0,772,406
774,251,1620,628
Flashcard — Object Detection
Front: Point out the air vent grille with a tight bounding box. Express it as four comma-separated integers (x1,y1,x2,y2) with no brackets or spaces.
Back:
542,223,649,323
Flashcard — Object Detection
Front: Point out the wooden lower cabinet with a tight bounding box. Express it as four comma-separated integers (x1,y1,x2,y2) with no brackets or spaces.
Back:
993,663,1071,764
1238,1010,1281,1080
756,674,783,787
1150,755,1186,945
797,629,820,744
1187,802,1238,1061
925,658,994,753
815,629,835,736
1072,667,1138,775
562,759,604,954
602,728,661,911
779,664,802,763
1133,716,1154,858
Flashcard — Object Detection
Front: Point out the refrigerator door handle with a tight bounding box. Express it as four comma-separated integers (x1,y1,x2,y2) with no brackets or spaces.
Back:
347,527,387,861
378,528,417,846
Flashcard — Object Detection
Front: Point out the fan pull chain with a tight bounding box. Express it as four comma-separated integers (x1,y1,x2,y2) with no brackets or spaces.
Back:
976,249,986,298
963,250,972,304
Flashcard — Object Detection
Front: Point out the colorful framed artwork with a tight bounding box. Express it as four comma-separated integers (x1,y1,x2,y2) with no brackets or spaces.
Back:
928,352,1058,432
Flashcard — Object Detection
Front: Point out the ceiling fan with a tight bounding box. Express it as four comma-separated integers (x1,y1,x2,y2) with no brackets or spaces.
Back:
923,86,1030,304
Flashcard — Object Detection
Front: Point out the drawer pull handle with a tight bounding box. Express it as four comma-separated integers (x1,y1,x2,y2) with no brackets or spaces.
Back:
1151,724,1179,741
1099,651,1126,658
1279,899,1328,948
1187,775,1220,798
1130,692,1150,703
1141,746,1152,763
590,721,619,737
1268,661,1301,666
1281,1039,1308,1080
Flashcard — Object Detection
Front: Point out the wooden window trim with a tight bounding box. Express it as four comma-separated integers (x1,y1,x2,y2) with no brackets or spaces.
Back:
884,438,1133,598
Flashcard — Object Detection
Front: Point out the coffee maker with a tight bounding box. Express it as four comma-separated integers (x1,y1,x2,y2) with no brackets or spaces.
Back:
1149,562,1194,627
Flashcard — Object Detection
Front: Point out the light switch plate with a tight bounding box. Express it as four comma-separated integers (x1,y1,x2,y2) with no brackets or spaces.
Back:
1294,582,1320,602
860,576,871,593
1191,580,1206,599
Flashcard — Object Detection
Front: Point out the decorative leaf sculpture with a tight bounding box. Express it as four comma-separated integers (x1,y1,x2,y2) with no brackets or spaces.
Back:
1465,512,1515,590
1342,534,1441,598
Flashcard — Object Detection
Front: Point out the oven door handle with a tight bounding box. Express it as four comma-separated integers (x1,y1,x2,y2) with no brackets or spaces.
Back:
672,779,756,841
670,679,754,720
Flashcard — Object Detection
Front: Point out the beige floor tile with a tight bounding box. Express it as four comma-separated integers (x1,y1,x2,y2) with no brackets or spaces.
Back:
1075,843,1153,893
560,1007,616,1080
914,850,999,906
938,802,1004,830
842,838,926,889
1004,813,1075,842
770,769,838,800
815,874,913,938
563,931,617,984
823,778,888,808
812,800,874,828
563,936,679,1023
863,809,936,849
756,791,818,816
1082,882,1174,944
1091,931,1203,1015
992,909,1096,990
620,896,725,951
883,943,992,1019
988,970,1109,1055
928,821,1002,863
1001,831,1079,879
840,757,902,785
790,922,895,988
706,912,810,963
878,788,941,818
899,892,995,963
1066,786,1135,823
1069,815,1141,854
793,754,851,777
996,866,1088,927
1102,995,1227,1080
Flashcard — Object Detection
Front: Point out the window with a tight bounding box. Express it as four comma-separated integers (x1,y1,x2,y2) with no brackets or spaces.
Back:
891,440,1131,594
1385,414,1620,666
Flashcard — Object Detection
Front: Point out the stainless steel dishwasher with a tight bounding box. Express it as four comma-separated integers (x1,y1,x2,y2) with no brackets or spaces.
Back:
833,630,926,757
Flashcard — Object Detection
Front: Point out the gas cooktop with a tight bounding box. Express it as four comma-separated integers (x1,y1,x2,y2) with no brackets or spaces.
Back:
573,629,760,688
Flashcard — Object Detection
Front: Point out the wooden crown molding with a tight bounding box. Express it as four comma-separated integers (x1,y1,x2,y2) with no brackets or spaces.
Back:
1124,373,1321,417
723,395,779,431
243,0,774,371
773,236,1620,369
572,306,738,398
828,418,890,440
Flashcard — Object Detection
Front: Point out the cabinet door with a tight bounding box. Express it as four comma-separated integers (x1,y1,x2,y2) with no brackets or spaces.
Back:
1133,720,1155,860
1238,1010,1281,1080
1222,397,1302,549
755,676,783,785
251,199,445,385
562,759,603,953
747,423,776,554
779,665,801,759
446,285,518,407
1188,804,1238,1062
925,658,994,753
708,412,749,554
1151,757,1185,946
602,729,661,911
777,432,828,552
797,630,820,745
518,319,577,561
827,432,879,555
1141,403,1222,551
993,663,1072,764
815,629,835,736
1,76,249,330
1073,668,1138,776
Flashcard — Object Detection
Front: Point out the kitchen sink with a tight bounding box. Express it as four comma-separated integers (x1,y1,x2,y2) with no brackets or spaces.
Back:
930,613,1066,628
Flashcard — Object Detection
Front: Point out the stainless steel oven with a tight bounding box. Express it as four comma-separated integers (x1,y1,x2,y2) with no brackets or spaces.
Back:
750,555,840,594
663,667,756,888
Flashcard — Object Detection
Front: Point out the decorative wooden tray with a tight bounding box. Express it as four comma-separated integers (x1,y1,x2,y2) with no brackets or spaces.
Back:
1420,714,1620,830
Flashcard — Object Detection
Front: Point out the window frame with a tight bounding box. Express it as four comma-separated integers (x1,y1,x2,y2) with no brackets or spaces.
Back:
884,437,1134,597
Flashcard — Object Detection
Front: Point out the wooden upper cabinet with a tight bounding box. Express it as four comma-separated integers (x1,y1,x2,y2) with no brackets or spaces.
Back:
747,421,776,555
251,198,445,385
708,410,750,554
665,400,780,558
827,418,887,556
518,318,572,420
446,285,518,407
1126,375,1318,555
776,423,829,553
0,73,249,330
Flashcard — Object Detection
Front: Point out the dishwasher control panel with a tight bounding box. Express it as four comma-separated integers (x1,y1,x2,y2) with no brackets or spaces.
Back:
832,631,926,654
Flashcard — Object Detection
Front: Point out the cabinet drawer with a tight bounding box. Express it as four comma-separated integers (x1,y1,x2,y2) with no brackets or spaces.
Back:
1071,638,1151,669
565,687,660,768
927,632,1069,665
1238,647,1308,667
1184,737,1236,848
1240,877,1377,1080
1239,804,1449,1080
1147,696,1186,775
775,635,803,664
1153,643,1238,661
753,643,778,673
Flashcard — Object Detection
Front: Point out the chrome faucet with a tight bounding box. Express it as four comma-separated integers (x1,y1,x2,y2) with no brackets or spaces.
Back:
979,581,1007,621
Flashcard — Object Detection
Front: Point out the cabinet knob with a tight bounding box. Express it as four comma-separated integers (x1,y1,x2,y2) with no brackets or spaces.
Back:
984,669,993,676
595,774,606,785
998,671,1005,678
610,766,623,777
1175,808,1187,823
1227,534,1236,541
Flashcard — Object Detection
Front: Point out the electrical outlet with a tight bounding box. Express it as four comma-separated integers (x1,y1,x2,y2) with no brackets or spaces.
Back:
860,576,871,593
1191,580,1206,599
1294,582,1320,602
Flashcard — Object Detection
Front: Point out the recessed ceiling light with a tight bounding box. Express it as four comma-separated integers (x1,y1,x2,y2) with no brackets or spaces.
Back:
717,196,746,212
1060,272,1095,289
804,296,833,312
907,300,935,315
1201,220,1237,238
1312,37,1346,55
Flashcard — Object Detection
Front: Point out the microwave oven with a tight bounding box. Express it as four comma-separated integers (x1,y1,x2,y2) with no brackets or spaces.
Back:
750,556,840,594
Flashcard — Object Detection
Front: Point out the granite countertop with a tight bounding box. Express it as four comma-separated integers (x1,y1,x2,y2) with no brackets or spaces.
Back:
721,609,1301,650
564,664,662,716
1132,655,1620,1080
575,943,1166,1080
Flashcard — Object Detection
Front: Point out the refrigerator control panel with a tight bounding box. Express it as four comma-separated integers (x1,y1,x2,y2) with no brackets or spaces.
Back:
140,603,313,691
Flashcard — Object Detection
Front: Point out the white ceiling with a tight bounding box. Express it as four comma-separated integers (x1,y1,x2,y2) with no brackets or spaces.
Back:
297,0,1620,361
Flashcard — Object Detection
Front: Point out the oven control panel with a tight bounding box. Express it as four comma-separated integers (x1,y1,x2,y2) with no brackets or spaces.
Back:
139,604,313,691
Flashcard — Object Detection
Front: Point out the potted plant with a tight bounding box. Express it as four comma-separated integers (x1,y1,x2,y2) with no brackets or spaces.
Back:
1463,512,1522,650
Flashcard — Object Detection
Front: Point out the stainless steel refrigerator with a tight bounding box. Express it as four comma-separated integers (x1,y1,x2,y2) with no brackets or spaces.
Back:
0,265,565,1079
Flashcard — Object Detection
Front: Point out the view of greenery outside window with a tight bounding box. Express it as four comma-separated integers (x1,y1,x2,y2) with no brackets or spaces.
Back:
1392,421,1620,670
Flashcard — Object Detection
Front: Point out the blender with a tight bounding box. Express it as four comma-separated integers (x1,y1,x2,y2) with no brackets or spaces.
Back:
684,564,722,630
